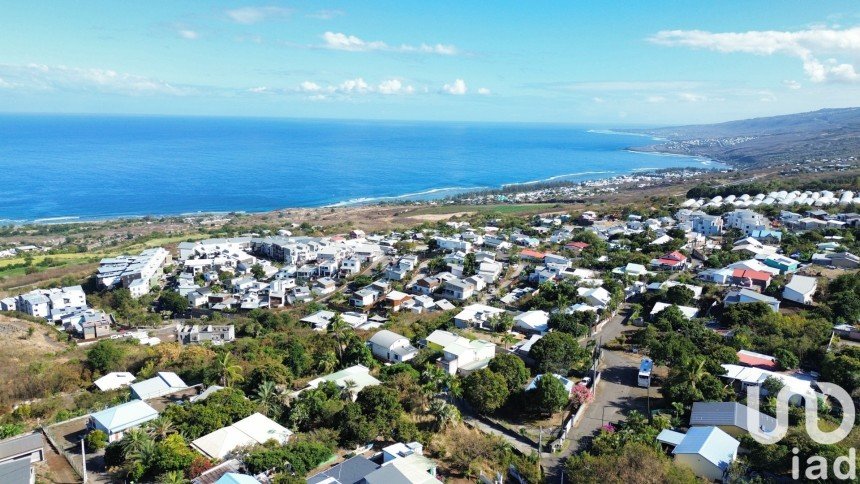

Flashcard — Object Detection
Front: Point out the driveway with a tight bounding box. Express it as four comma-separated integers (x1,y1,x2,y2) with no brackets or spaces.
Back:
541,304,655,482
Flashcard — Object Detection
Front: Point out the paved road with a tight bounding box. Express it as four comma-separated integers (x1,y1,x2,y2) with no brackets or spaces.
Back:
541,304,653,483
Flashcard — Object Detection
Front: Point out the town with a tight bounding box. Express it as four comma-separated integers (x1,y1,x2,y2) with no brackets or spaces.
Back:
0,183,859,484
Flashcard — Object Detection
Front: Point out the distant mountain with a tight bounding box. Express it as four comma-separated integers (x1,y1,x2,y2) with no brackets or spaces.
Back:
630,107,860,166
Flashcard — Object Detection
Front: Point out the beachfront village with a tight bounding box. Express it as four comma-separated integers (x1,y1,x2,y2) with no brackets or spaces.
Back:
1,186,860,483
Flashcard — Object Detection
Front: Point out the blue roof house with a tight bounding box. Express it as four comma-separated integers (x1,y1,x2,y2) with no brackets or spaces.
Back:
89,400,158,442
670,426,739,481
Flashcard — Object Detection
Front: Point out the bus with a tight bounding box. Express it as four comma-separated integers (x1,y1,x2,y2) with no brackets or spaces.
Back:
637,357,653,388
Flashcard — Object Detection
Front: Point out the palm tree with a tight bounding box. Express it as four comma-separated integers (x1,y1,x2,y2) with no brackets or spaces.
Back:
255,380,281,418
684,356,708,390
316,351,338,374
158,470,189,484
147,416,174,440
340,379,358,401
217,353,244,387
501,332,517,350
120,428,151,457
429,400,460,431
127,437,156,469
327,314,349,363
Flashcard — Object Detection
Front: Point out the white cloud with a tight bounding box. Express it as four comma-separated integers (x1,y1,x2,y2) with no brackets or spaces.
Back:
442,79,467,95
321,32,458,55
226,6,292,24
783,79,802,90
678,92,707,102
649,27,860,83
477,87,491,95
646,95,667,103
307,9,344,20
0,64,186,95
299,81,322,93
248,86,268,93
178,29,199,40
377,78,414,95
592,96,605,103
295,77,415,97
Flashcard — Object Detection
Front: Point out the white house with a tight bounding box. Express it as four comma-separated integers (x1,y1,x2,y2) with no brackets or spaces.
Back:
89,400,159,442
514,310,550,335
368,330,418,363
782,275,817,305
191,412,292,460
453,304,505,330
665,426,739,481
423,330,496,376
578,287,611,309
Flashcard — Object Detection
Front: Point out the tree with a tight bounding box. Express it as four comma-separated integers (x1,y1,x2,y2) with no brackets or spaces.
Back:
327,314,349,363
250,263,266,280
340,334,375,369
488,354,529,394
86,340,125,374
147,417,175,441
529,332,589,374
550,311,594,337
337,402,376,447
216,353,244,387
356,385,403,428
664,285,694,306
255,380,282,418
774,348,799,370
533,374,569,415
462,253,477,277
85,430,107,452
565,442,699,483
487,312,514,332
571,385,593,407
463,368,509,414
158,290,188,314
428,400,460,431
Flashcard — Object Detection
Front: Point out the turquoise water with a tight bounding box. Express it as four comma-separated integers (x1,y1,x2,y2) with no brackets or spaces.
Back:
0,115,717,222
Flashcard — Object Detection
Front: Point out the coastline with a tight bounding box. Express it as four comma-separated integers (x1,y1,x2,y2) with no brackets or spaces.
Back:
2,159,727,226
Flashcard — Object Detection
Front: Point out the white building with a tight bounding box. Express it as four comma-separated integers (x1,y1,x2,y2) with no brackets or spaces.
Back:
782,275,817,305
368,330,418,363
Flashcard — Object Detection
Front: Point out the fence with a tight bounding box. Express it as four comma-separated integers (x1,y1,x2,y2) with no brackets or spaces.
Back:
42,417,89,481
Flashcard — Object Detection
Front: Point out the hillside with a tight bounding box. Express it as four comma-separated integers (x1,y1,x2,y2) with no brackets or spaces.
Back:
631,107,860,166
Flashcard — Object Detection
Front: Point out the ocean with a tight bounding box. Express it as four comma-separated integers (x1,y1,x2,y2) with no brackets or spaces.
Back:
0,115,719,223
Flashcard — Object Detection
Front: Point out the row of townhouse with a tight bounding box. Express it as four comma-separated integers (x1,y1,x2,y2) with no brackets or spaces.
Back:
97,247,171,298
0,286,112,339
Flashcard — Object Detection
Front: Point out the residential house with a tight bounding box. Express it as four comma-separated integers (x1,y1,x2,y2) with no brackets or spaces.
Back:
782,275,817,306
441,278,475,301
300,310,336,331
307,441,441,484
311,277,337,296
290,365,380,401
730,269,772,291
385,290,413,312
130,372,188,400
514,310,550,335
661,426,739,481
651,302,698,320
691,214,723,236
0,433,44,484
578,287,611,309
368,330,418,363
89,400,159,442
724,289,781,312
422,330,495,376
763,254,799,274
525,374,575,394
94,372,136,392
453,304,505,330
651,251,688,270
725,209,769,235
177,324,236,345
736,349,778,370
689,402,777,438
191,413,292,460
720,364,819,406
612,263,648,277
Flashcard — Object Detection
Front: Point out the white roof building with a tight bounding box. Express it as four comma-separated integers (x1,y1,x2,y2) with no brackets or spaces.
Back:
94,372,136,392
191,412,292,460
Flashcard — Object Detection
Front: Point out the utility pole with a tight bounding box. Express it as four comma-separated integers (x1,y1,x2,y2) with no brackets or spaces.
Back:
81,439,87,483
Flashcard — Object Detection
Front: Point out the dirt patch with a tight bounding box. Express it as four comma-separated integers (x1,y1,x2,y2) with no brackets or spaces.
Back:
407,211,477,222
0,314,66,355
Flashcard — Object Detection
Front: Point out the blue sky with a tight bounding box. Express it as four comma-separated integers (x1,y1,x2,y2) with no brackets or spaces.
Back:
2,1,860,124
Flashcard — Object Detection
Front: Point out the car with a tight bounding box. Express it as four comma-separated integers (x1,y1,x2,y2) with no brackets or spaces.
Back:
577,377,592,387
